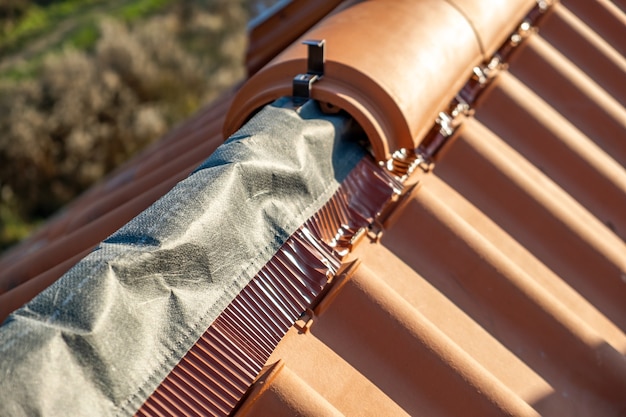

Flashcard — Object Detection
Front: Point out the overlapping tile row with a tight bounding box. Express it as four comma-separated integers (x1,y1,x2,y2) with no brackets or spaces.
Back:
136,157,401,416
233,0,626,415
0,0,624,415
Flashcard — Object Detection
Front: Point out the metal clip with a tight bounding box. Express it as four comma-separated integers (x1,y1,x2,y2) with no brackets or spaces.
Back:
415,148,435,173
293,39,325,103
385,147,433,178
536,0,554,12
472,55,504,86
436,98,472,138
510,19,536,46
386,148,413,178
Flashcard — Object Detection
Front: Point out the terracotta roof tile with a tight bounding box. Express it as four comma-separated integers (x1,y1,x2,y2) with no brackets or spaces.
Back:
228,1,626,415
0,0,625,415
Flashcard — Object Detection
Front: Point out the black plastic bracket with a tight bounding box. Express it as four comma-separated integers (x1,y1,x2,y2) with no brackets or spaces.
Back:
293,39,325,103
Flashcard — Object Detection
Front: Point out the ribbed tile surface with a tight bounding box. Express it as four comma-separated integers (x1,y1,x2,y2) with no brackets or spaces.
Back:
0,0,624,416
235,1,626,416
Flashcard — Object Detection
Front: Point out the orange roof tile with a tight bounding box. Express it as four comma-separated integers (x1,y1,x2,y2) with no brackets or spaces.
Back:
1,0,625,415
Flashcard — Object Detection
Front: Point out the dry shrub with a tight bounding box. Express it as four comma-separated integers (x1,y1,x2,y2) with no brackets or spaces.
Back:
0,1,248,249
0,0,29,34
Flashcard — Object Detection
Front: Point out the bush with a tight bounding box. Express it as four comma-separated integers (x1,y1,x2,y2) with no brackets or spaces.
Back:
0,0,29,33
0,0,248,250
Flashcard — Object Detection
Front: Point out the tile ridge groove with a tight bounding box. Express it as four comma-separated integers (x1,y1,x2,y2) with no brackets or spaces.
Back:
441,0,486,57
417,183,626,402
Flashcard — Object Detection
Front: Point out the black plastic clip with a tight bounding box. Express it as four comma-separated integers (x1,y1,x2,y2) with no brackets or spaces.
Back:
293,39,325,103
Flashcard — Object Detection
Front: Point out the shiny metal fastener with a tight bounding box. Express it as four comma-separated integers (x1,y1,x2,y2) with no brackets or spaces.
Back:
293,39,326,103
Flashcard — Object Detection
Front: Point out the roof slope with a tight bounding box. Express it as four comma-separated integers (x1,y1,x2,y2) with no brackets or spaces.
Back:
0,0,625,415
230,2,626,415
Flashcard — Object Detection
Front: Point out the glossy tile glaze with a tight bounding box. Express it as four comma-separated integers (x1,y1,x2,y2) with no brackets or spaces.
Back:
233,0,626,416
1,0,624,416
224,0,487,162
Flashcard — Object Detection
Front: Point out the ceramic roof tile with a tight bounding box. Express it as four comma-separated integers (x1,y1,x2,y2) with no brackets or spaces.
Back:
0,0,624,415
229,1,626,415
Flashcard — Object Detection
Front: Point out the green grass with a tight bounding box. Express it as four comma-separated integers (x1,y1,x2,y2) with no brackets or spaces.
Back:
115,0,172,22
0,0,175,53
0,0,248,255
0,21,99,82
64,22,99,49
0,204,41,252
12,6,49,37
0,0,177,81
51,0,100,17
0,0,102,50
0,59,41,81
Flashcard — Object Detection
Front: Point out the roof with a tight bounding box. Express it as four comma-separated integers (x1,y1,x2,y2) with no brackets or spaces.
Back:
1,0,625,415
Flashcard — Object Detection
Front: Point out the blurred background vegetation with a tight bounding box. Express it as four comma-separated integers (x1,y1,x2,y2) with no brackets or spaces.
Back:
0,0,279,252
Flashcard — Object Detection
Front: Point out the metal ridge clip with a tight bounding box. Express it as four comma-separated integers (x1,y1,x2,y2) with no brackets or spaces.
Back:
293,39,325,103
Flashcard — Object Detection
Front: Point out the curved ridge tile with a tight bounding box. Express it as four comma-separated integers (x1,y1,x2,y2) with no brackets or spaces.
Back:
1,1,624,415
224,0,482,162
443,0,536,58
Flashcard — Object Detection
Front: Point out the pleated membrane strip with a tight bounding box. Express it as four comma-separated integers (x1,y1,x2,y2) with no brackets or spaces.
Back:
136,157,401,417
